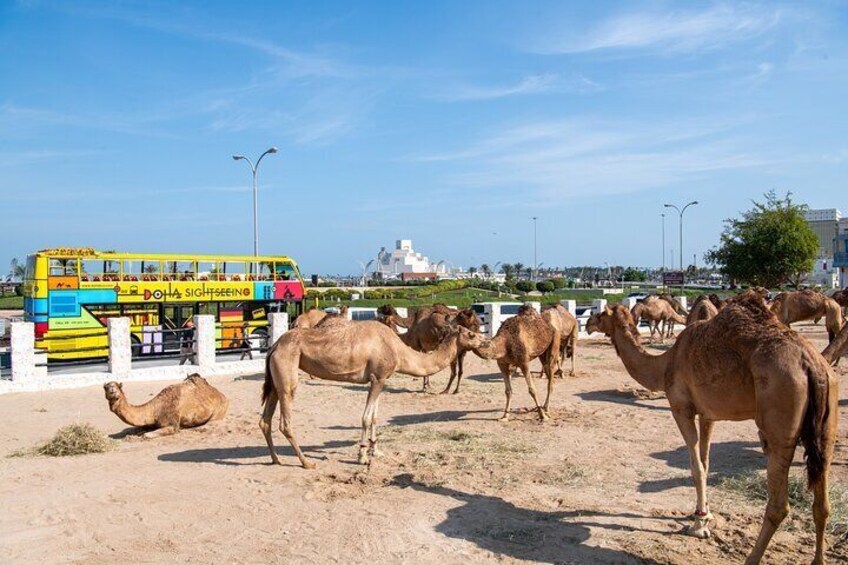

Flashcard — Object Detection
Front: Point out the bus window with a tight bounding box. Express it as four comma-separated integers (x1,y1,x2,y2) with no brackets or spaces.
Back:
140,260,160,281
81,259,119,282
165,260,195,281
198,302,219,317
222,261,246,281
25,256,35,281
49,258,78,277
274,262,296,281
249,262,273,281
121,260,142,282
197,261,218,281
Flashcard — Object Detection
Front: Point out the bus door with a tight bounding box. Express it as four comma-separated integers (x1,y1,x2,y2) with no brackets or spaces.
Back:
161,304,196,351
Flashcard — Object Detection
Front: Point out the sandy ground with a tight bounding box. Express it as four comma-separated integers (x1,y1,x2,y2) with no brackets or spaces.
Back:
0,322,846,564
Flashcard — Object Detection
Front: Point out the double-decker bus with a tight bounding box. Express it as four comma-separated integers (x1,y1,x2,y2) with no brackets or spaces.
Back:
23,248,305,360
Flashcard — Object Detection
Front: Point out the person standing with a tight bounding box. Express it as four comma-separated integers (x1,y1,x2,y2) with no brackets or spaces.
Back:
179,319,196,365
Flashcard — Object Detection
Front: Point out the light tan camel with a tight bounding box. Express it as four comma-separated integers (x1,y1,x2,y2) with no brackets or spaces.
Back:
770,289,844,342
821,319,848,365
631,298,687,343
686,295,719,325
540,303,579,377
439,307,482,394
379,309,453,392
586,295,837,565
259,321,490,468
471,305,559,421
658,294,688,338
293,308,327,329
103,374,229,438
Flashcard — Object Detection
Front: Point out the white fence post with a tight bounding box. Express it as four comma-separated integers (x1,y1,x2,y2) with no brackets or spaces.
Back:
108,317,132,377
676,296,688,311
270,313,289,347
622,297,638,310
488,303,502,338
528,301,541,312
11,322,44,382
559,300,577,316
592,299,608,314
194,315,216,367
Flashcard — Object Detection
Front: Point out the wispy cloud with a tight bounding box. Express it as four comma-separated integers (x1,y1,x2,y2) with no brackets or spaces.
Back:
0,149,108,168
533,4,783,55
432,73,602,101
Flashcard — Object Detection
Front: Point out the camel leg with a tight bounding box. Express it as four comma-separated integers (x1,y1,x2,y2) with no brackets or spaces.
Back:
543,362,554,415
498,361,513,422
452,350,466,394
671,410,711,538
422,375,431,392
699,418,715,477
368,394,384,459
521,363,550,422
259,387,282,465
143,424,178,439
358,378,385,465
811,466,831,565
744,442,795,565
441,357,459,395
279,384,314,470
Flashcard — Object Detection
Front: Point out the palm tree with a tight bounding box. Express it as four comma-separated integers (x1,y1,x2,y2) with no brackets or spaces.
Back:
513,262,525,279
501,263,514,280
8,258,25,281
468,266,478,277
480,263,491,278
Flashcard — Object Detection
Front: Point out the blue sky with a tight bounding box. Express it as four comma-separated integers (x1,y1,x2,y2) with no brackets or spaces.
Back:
2,1,847,275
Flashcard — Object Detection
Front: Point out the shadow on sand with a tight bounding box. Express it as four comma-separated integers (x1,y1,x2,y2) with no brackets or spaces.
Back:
575,389,669,412
639,441,764,493
389,474,665,564
157,439,355,467
387,409,500,427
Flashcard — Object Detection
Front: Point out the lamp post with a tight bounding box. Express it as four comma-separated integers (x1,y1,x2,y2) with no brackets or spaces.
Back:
531,216,538,282
661,213,666,289
664,200,699,294
233,147,278,256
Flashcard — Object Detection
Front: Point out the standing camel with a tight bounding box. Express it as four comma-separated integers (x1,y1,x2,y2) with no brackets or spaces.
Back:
821,319,848,365
831,288,848,317
631,298,687,343
260,321,490,468
540,303,579,376
471,305,559,421
293,308,327,329
770,289,844,342
586,295,837,565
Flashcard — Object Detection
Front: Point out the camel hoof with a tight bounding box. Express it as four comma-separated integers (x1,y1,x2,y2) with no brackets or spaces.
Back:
357,450,370,465
370,447,384,458
301,460,316,470
498,415,510,422
452,389,460,395
686,515,712,539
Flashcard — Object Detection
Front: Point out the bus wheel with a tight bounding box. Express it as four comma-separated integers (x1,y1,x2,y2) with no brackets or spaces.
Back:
131,336,143,358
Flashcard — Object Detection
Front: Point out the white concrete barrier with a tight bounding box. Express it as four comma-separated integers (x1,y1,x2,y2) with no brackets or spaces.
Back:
270,313,288,346
11,322,46,382
559,300,576,316
621,297,638,310
194,315,216,367
108,318,132,378
473,302,541,338
676,296,688,310
592,299,608,314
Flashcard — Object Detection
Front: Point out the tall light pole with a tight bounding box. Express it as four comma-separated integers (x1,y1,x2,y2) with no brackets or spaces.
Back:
661,213,666,290
664,200,699,293
233,147,278,256
531,216,538,282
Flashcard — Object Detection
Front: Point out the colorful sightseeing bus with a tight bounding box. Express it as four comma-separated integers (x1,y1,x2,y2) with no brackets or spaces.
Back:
23,248,305,360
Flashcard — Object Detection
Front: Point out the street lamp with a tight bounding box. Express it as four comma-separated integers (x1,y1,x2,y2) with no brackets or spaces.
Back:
664,201,699,293
531,216,538,282
661,213,666,290
233,146,278,256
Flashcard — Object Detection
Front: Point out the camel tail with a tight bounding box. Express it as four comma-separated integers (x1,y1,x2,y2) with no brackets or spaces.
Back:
261,339,279,405
800,361,830,490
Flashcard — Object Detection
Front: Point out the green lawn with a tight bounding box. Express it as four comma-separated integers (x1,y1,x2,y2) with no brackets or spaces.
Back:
0,295,23,309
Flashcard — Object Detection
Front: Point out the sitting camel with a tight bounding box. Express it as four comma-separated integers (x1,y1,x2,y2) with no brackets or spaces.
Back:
770,289,844,342
631,297,686,343
103,374,229,438
686,295,719,325
471,304,559,421
260,321,490,468
587,294,837,565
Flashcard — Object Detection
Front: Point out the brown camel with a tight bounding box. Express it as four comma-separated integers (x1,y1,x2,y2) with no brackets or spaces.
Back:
313,306,352,328
831,289,848,317
293,308,327,329
586,295,837,565
686,296,719,325
770,289,844,342
631,298,687,343
540,303,579,376
471,305,559,421
103,374,229,438
821,319,848,365
708,293,725,310
379,308,452,391
259,321,490,468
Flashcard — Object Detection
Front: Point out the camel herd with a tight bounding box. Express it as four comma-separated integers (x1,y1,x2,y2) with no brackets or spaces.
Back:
101,288,848,564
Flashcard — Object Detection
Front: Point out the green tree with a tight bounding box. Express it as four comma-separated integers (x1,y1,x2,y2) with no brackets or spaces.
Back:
516,280,534,292
501,263,515,280
705,191,818,288
513,262,525,279
480,263,491,278
9,258,25,281
620,267,647,282
536,280,555,293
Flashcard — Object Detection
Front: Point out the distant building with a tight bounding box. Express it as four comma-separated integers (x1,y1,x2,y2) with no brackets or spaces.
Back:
804,208,841,259
374,240,447,279
834,217,848,287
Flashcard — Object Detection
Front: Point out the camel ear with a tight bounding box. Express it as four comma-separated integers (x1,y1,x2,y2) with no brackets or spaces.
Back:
604,305,612,314
118,382,123,389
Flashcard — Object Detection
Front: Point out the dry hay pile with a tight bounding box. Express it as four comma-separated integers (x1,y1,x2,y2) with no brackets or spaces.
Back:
9,423,117,458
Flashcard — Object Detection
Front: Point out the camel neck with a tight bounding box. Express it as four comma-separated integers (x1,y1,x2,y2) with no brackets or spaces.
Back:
397,336,457,377
474,333,507,360
822,323,848,364
109,394,156,427
611,324,668,392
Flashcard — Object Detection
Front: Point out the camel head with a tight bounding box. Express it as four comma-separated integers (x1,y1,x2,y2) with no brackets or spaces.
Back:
454,325,490,351
377,304,397,319
587,305,636,337
455,308,481,332
103,381,124,403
